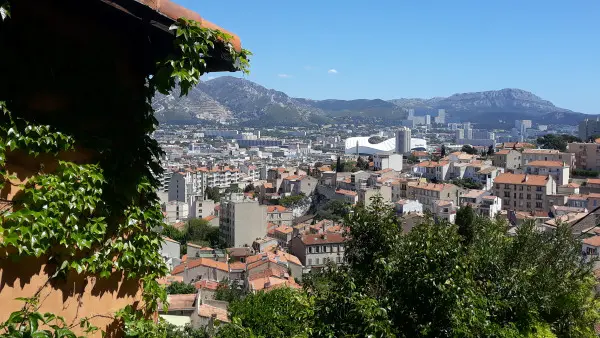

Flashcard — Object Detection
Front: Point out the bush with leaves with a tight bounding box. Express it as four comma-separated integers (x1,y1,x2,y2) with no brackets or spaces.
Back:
217,287,314,338
165,281,197,295
214,279,247,303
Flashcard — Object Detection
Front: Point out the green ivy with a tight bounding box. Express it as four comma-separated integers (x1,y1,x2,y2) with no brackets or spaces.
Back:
152,18,252,96
0,296,98,338
0,3,250,336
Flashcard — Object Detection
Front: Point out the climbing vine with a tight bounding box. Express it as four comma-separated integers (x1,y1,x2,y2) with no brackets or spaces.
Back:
0,4,250,337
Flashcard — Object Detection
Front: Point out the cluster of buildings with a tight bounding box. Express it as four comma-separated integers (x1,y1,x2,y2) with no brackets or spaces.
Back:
153,118,600,332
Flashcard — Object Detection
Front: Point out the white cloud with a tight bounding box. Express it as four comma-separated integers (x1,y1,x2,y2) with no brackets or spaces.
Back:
278,73,292,78
328,69,338,74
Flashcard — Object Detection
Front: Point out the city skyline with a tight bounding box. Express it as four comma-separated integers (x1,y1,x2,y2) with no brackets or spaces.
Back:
178,0,600,114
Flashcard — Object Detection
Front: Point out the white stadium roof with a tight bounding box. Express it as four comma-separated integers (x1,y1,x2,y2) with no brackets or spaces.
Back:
344,137,426,155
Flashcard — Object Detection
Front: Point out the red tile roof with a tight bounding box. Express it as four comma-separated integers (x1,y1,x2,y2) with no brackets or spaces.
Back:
267,205,288,213
172,258,228,275
134,0,241,51
194,279,220,291
583,236,600,247
493,173,549,186
526,160,566,167
300,233,346,245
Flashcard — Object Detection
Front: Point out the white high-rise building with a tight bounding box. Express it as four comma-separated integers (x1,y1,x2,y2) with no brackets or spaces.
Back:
219,193,267,247
434,109,446,124
425,115,431,125
395,127,412,154
407,109,415,119
465,127,473,140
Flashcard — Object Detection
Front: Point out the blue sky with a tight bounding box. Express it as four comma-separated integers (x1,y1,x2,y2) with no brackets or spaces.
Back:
176,0,599,113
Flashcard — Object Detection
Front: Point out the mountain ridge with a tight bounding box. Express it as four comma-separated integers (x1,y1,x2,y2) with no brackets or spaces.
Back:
153,76,590,126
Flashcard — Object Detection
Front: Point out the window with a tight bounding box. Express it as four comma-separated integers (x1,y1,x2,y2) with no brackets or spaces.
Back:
308,258,312,266
336,257,341,263
519,193,523,199
315,246,320,253
526,202,531,208
315,258,320,265
527,186,531,191
535,202,542,208
513,193,516,198
536,194,542,200
513,201,516,207
536,187,543,192
527,194,531,199
505,184,510,189
519,186,524,191
504,191,510,198
495,184,500,189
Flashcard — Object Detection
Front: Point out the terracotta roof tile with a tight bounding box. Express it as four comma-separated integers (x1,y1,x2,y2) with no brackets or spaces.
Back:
172,258,228,275
300,233,346,245
493,173,549,186
135,0,242,52
526,160,566,167
267,205,288,213
583,236,600,247
194,280,219,291
336,189,357,196
198,304,229,322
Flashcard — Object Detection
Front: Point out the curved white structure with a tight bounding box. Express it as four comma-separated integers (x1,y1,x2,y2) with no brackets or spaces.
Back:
344,137,427,155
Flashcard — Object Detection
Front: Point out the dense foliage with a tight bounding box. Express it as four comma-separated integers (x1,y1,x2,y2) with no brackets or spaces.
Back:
536,134,581,152
450,177,484,189
214,279,247,303
461,144,479,155
0,7,251,338
315,199,351,222
165,282,197,295
279,193,306,207
573,169,600,178
217,288,313,338
222,196,600,337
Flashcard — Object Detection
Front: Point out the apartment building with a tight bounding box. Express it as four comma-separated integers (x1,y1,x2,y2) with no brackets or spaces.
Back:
394,199,423,215
492,173,556,212
219,193,268,248
567,142,600,171
412,161,450,181
523,161,570,186
475,166,504,190
289,233,347,271
373,152,403,171
406,182,462,211
266,205,294,226
280,175,317,196
492,149,521,170
521,149,575,168
358,185,392,207
189,198,215,219
432,200,457,224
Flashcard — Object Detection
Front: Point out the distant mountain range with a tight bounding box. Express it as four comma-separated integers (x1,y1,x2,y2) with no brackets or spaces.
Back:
153,76,592,127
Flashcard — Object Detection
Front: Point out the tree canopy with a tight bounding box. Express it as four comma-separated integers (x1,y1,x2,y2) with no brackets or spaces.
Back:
536,134,581,152
461,144,479,155
217,196,600,337
166,281,197,295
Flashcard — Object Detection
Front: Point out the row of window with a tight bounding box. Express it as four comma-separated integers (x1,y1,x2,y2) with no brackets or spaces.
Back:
502,192,543,200
307,256,343,266
496,184,543,192
308,244,343,254
503,199,543,209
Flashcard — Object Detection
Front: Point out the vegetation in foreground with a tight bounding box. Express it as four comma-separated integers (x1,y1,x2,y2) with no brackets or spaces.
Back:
216,197,600,337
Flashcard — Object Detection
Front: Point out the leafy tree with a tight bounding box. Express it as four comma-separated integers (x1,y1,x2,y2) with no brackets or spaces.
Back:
214,278,247,303
356,156,369,170
407,153,419,164
450,178,484,190
316,199,351,222
441,144,447,157
217,288,314,338
279,193,305,207
243,183,255,193
166,281,197,295
224,186,242,194
536,134,581,152
186,218,219,247
222,197,600,337
335,156,342,172
572,169,600,178
455,204,475,245
487,144,495,156
461,144,478,155
165,324,209,338
205,186,221,201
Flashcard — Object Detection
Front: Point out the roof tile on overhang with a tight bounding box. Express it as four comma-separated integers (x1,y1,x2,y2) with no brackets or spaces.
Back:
123,0,241,51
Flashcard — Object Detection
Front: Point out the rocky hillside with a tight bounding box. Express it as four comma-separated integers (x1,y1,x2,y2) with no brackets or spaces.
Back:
152,78,587,126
